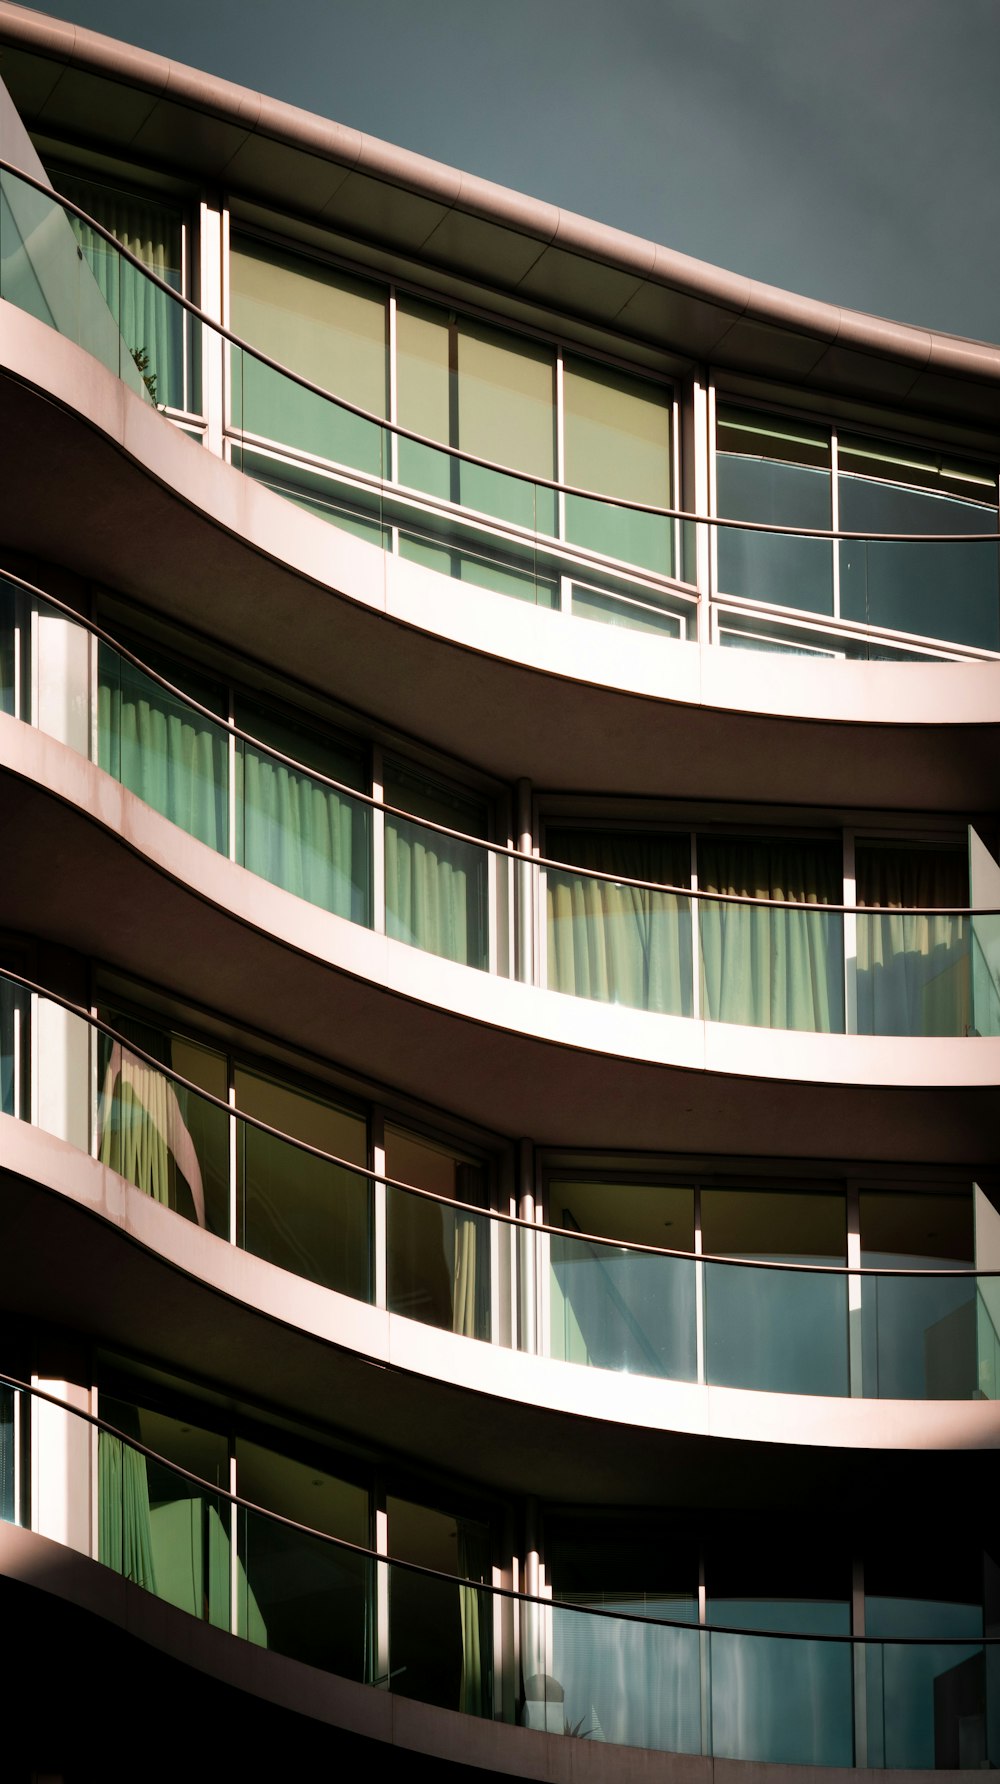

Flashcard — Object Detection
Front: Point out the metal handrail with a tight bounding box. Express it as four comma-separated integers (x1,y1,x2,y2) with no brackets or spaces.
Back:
3,156,1000,543
3,1371,995,1643
4,565,997,918
4,965,997,1278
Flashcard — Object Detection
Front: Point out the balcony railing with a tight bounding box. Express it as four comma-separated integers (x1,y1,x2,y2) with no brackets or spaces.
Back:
2,1375,996,1768
4,970,999,1403
4,568,1000,1038
1,160,998,662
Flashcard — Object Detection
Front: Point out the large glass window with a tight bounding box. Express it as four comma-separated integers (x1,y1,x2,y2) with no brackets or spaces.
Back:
716,407,832,615
856,843,969,1037
236,1066,370,1300
698,833,844,1031
564,357,673,575
839,439,999,650
98,640,229,854
865,1535,988,1769
546,828,692,1016
384,762,489,969
229,235,387,478
387,1493,491,1714
385,1125,490,1339
860,1189,975,1399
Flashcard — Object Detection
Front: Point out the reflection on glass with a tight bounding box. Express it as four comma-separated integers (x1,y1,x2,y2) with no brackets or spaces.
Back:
237,1437,371,1678
230,237,386,476
866,1557,986,1773
385,763,489,969
564,358,673,576
716,407,832,615
237,1066,370,1300
99,1395,230,1629
542,1516,699,1751
96,1008,230,1235
857,845,969,1037
388,1495,491,1714
54,170,188,411
839,438,999,651
569,578,686,638
237,695,371,923
860,1192,976,1399
546,829,692,1015
385,1126,489,1339
703,1189,848,1395
547,1181,696,1379
98,642,229,853
698,835,844,1032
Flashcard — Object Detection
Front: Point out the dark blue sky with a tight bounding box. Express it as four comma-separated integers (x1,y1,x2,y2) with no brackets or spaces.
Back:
23,0,1000,343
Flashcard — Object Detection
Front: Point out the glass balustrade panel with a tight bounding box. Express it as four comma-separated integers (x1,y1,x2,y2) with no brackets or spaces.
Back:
236,1066,370,1301
860,1191,976,1399
546,1180,696,1379
0,1387,14,1524
528,1600,701,1751
546,829,692,1016
0,977,26,1118
856,844,969,1037
702,1188,848,1395
865,1572,987,1772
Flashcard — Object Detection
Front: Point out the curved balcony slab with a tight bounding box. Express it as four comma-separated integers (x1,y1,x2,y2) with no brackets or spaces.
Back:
2,1521,936,1784
3,718,1000,1164
3,1120,991,1527
2,303,1000,810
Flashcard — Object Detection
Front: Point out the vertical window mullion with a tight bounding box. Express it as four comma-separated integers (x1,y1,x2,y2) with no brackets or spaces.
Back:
555,347,568,612
694,1182,705,1387
831,428,841,622
387,287,399,561
228,1054,238,1248
227,687,237,865
844,829,857,1035
706,380,719,642
372,1108,387,1312
371,747,386,937
690,832,701,1022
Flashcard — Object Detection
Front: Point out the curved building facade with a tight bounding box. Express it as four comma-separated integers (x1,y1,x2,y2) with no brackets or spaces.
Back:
0,5,998,1776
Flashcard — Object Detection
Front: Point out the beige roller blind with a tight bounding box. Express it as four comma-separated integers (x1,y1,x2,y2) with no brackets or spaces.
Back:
230,236,387,415
564,357,671,503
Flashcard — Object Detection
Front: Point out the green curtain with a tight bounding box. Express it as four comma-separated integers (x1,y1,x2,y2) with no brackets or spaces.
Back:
240,744,362,919
546,830,692,1015
698,837,844,1032
457,1523,487,1716
857,847,969,1036
386,815,485,967
99,645,228,853
98,1028,207,1226
148,1497,230,1630
56,172,184,409
98,1428,157,1592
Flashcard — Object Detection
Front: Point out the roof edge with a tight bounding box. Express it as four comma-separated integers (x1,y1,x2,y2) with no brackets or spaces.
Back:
1,1,998,382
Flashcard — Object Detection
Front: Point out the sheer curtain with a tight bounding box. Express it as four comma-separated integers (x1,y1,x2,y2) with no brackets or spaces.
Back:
97,1023,207,1227
457,1521,487,1716
238,701,369,923
698,837,844,1032
98,645,228,853
56,172,184,409
452,1163,488,1341
856,846,969,1036
546,830,692,1015
384,767,488,969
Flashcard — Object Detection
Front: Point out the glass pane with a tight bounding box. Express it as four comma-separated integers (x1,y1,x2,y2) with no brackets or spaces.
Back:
716,407,832,615
384,763,489,969
398,507,555,606
857,845,969,1036
237,696,371,924
0,1388,15,1524
529,1604,700,1750
569,578,687,639
237,1066,370,1301
0,575,18,716
838,438,999,650
54,170,187,411
230,237,386,475
866,1560,985,1772
710,1630,853,1764
702,1189,848,1395
698,835,844,1032
385,1125,490,1339
548,1181,696,1379
96,1008,230,1236
861,1191,976,1398
564,356,673,575
100,1396,230,1629
388,1496,491,1714
455,317,555,533
237,1437,371,1678
0,977,26,1118
98,641,229,853
546,829,692,1016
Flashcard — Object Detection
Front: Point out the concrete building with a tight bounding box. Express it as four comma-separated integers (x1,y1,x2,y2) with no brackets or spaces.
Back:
0,4,998,1775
